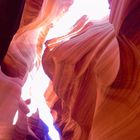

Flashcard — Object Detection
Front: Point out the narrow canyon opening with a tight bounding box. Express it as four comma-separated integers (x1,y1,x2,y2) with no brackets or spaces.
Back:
1,0,139,139
13,0,110,139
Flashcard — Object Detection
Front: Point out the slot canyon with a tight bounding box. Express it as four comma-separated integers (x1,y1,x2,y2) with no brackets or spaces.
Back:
0,0,140,139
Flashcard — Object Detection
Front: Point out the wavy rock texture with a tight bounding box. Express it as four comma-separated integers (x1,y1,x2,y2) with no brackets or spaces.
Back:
42,0,140,139
0,0,73,139
0,0,140,139
0,69,22,139
20,0,43,27
43,18,120,140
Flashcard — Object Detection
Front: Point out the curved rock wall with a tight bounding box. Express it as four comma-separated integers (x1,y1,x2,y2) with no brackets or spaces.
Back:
0,0,140,139
0,0,73,139
42,0,140,139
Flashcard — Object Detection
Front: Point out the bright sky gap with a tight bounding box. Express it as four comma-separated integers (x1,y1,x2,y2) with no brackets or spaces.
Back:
13,0,110,140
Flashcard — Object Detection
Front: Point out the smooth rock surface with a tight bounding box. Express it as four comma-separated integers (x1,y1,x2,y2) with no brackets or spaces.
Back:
0,0,140,139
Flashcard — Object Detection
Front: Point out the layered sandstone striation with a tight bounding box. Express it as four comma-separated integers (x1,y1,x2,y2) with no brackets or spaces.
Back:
0,0,73,139
0,0,140,139
43,0,140,139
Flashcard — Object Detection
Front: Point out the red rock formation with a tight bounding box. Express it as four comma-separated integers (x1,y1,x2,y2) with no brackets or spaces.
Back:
0,0,73,139
42,0,140,139
0,0,140,139
43,18,120,140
